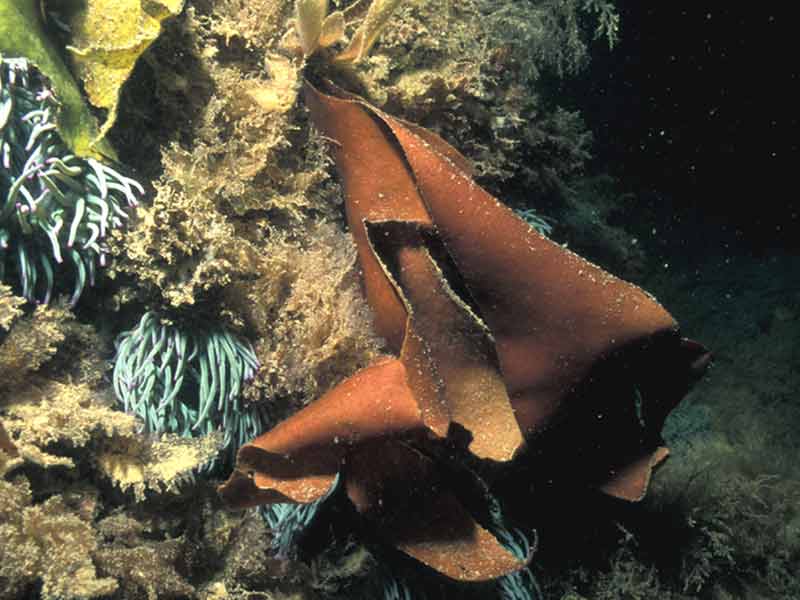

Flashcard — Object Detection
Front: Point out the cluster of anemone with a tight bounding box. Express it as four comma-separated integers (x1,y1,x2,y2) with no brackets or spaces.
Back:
0,56,142,306
260,494,331,558
493,526,542,600
515,207,555,237
112,311,269,466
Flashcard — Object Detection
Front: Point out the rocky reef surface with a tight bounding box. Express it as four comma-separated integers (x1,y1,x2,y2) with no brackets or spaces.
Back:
1,1,797,599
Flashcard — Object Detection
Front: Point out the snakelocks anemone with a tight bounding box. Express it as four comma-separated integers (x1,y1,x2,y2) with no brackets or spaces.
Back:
0,56,143,306
112,311,269,466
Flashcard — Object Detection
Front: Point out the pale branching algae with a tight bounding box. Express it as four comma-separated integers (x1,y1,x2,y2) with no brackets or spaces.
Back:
112,311,268,465
0,56,142,306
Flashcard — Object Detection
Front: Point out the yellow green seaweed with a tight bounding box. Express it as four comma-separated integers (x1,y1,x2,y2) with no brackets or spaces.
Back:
0,0,114,159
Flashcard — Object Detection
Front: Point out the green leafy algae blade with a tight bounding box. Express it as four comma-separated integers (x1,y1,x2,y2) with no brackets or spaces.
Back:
0,0,116,160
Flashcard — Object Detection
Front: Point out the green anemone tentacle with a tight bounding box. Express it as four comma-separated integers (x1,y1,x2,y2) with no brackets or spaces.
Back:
1,57,143,305
112,311,269,469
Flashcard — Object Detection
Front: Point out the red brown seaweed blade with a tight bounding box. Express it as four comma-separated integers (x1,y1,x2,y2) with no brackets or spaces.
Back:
219,81,710,583
345,440,526,581
219,357,427,507
303,80,432,353
599,446,671,501
378,227,523,461
306,80,686,434
370,105,680,432
305,82,525,461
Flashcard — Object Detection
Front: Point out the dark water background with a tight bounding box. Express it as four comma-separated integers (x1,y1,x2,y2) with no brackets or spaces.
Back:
570,3,796,251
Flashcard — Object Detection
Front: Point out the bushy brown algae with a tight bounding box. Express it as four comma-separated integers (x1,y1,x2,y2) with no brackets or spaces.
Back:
0,305,216,486
109,1,337,309
0,284,24,331
0,303,70,389
0,477,119,600
1,2,360,597
108,0,638,311
227,222,384,411
344,0,594,188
